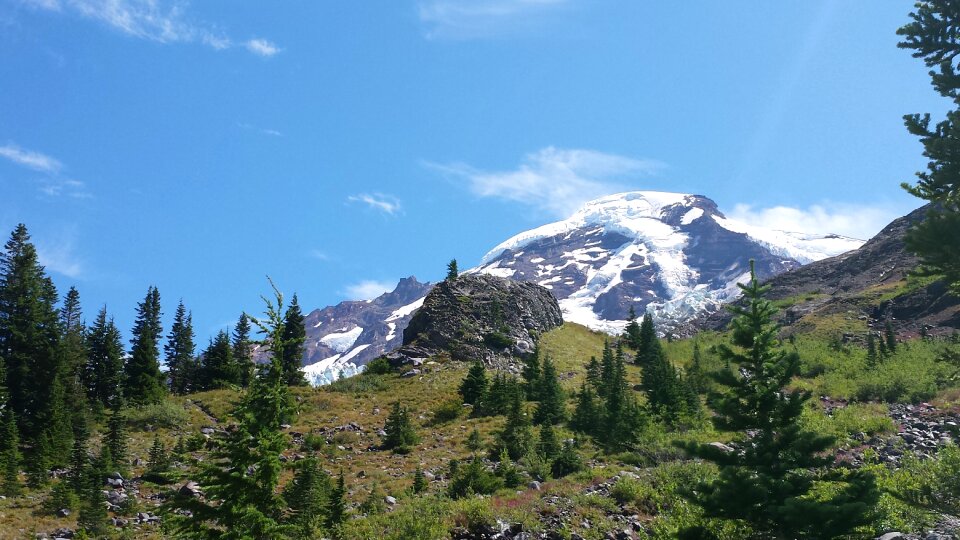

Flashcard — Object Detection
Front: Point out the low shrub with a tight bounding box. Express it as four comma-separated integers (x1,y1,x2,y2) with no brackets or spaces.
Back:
431,399,463,425
326,373,388,394
364,357,393,375
125,401,189,429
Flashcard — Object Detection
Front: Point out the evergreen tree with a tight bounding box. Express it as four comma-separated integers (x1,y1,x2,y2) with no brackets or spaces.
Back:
57,287,88,435
466,427,483,453
25,429,51,488
492,391,533,461
680,262,878,538
0,406,21,496
635,314,658,365
446,259,459,281
412,466,427,494
598,341,616,398
281,294,307,386
459,360,488,408
165,301,197,394
146,434,169,481
537,423,560,461
623,305,642,349
599,343,645,451
570,383,600,436
866,333,879,367
897,2,960,291
495,448,521,488
283,457,331,538
641,337,685,423
326,470,347,530
585,356,602,390
68,421,90,496
166,281,295,539
105,397,128,474
533,355,564,425
885,320,898,354
199,330,240,390
550,441,584,479
382,401,419,453
76,471,109,537
521,351,542,401
0,224,62,442
686,340,708,395
41,373,73,469
232,313,255,388
84,306,124,411
484,371,514,416
124,286,166,405
447,455,503,499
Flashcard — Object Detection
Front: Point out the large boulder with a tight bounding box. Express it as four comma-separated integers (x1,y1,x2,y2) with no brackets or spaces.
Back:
399,274,563,364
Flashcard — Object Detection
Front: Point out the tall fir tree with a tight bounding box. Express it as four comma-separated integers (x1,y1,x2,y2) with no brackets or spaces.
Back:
866,332,879,367
281,294,307,386
105,396,128,474
124,286,166,405
0,224,62,442
0,405,21,496
326,470,347,531
492,391,533,461
57,287,88,430
635,313,658,365
382,401,419,453
570,383,600,436
623,305,642,349
232,313,255,388
165,301,197,395
686,340,708,396
533,355,565,425
599,343,645,451
83,306,125,412
167,281,295,539
884,320,898,354
446,259,459,281
199,330,241,390
897,2,960,291
585,355,602,390
459,360,488,408
680,262,878,538
520,351,542,401
640,335,685,423
283,457,332,538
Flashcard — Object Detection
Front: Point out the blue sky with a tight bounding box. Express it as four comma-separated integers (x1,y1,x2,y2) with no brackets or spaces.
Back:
0,0,946,342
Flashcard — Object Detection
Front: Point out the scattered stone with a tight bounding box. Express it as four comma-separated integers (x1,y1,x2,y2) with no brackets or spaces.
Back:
56,508,70,518
178,481,202,498
384,495,397,506
527,480,541,491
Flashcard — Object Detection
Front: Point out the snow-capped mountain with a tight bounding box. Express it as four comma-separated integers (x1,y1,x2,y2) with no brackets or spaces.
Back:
300,277,431,385
300,191,862,384
471,192,862,334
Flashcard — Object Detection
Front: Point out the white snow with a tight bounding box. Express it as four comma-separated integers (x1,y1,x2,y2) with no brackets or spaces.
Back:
312,321,323,328
681,207,704,225
479,260,517,278
712,215,862,264
319,326,363,353
385,322,397,341
385,297,425,322
303,344,372,387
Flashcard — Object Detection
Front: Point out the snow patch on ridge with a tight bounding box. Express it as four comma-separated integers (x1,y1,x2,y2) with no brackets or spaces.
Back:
385,297,425,322
319,327,363,353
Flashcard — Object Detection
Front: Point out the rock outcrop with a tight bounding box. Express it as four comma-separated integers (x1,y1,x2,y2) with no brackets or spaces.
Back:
398,274,563,364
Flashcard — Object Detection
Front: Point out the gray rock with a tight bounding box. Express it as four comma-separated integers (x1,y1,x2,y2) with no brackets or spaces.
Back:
384,495,397,505
877,533,905,540
527,480,542,491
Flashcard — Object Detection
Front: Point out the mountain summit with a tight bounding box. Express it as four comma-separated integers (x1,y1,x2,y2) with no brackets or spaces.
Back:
472,191,862,334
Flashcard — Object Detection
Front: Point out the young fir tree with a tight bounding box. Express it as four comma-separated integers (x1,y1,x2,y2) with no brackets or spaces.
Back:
537,423,560,461
68,421,90,496
866,333,879,367
57,287,88,436
326,470,347,531
459,360,488,408
598,341,616,398
283,457,332,538
446,259,459,281
199,330,240,390
0,224,62,443
492,391,533,461
686,340,709,395
484,371,513,416
232,313,255,388
897,1,960,291
585,356,602,390
359,481,387,515
466,427,483,453
41,372,73,469
105,396,128,473
76,468,109,537
124,286,166,405
145,434,169,481
165,301,197,395
680,262,878,539
884,320,898,354
551,441,584,479
25,428,51,488
533,355,565,425
599,343,645,451
640,335,685,423
166,281,296,539
382,401,419,453
495,448,521,488
570,383,600,436
623,305,643,349
520,351,542,401
635,314,658,366
280,294,307,386
412,466,428,494
84,306,124,412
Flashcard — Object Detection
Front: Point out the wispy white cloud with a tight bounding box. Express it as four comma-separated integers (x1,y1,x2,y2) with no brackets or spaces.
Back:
418,0,569,40
726,202,911,240
426,146,665,218
236,122,282,137
342,280,395,301
38,178,92,199
0,143,62,173
347,193,402,216
307,249,331,261
245,38,279,57
36,231,84,278
21,0,279,56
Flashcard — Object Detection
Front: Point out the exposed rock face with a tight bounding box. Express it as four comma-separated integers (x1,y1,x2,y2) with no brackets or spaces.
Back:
687,205,960,337
399,274,563,364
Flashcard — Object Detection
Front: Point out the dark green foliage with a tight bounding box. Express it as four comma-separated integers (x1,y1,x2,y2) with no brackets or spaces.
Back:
635,314,658,365
686,341,708,395
537,423,559,461
0,224,62,442
446,259,459,281
491,391,533,461
199,330,242,390
281,294,307,387
483,331,512,350
145,434,169,481
585,356,602,389
495,448,521,488
105,398,127,474
124,286,166,405
359,481,387,515
326,470,347,530
68,422,90,496
459,360,488,407
431,398,463,424
681,262,878,538
283,457,331,538
83,306,124,412
520,352,541,401
885,320,898,353
165,301,197,395
623,305,642,349
466,428,483,453
412,466,427,494
897,0,960,292
363,356,393,375
447,455,503,499
45,479,78,514
598,343,646,451
598,340,616,398
25,430,51,488
165,282,295,539
57,287,87,439
550,441,583,478
42,372,73,469
232,313,255,388
382,401,419,453
533,355,564,425
866,333,879,367
0,406,21,496
570,383,600,436
484,371,521,416
76,471,109,537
